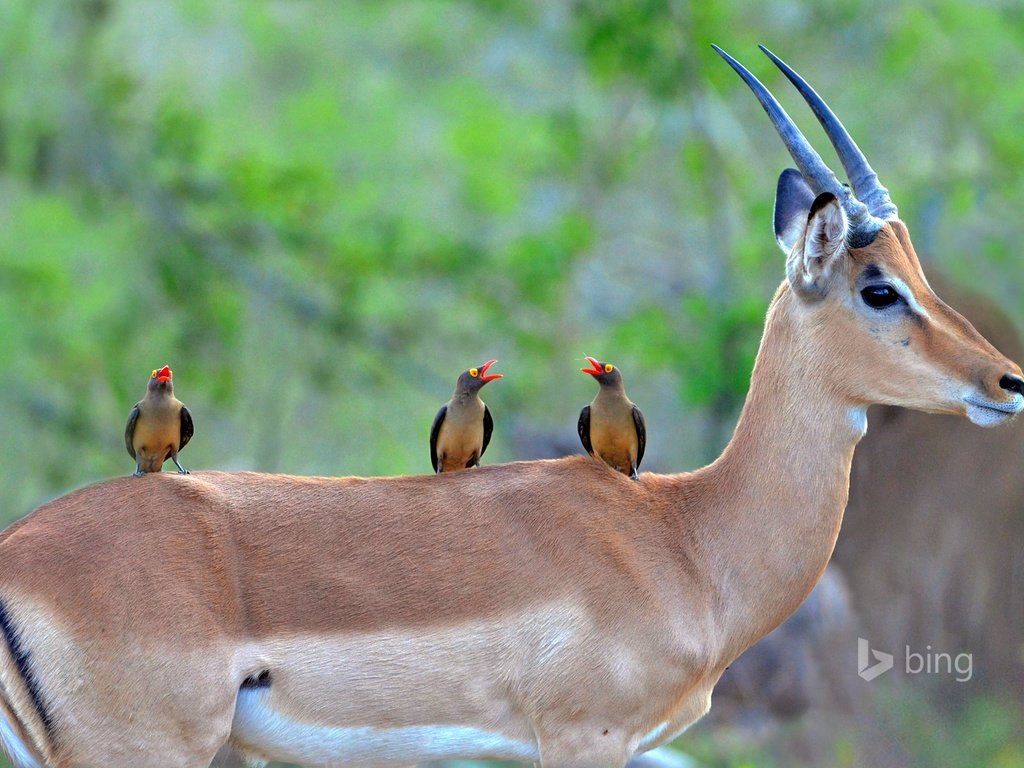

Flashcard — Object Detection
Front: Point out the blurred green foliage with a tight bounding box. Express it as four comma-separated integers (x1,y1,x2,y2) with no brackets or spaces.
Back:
4,0,1023,507
877,692,1024,768
1,1,1024,766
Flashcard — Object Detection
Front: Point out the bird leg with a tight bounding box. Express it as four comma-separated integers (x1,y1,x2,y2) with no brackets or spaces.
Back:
132,464,145,478
171,455,190,474
630,465,639,481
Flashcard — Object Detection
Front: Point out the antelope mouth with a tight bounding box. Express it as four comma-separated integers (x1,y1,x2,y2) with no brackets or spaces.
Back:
963,393,1024,427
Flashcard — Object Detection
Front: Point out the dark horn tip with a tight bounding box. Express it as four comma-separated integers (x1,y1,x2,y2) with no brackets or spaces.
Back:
758,44,797,81
710,44,734,64
759,45,791,76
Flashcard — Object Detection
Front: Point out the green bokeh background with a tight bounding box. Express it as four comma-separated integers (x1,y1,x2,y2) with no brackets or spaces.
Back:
2,1,1023,766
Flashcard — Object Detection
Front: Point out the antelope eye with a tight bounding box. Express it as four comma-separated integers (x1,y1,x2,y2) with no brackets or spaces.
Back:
469,368,479,377
860,284,901,309
604,363,614,373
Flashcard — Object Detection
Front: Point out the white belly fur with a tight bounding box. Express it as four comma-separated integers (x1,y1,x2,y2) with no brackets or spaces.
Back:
231,687,538,766
225,603,578,765
225,600,715,766
0,709,43,768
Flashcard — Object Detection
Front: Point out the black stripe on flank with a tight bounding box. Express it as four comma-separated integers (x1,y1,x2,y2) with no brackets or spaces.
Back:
0,597,54,738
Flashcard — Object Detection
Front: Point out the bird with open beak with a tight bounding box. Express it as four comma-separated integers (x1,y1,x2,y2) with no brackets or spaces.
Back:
578,356,646,480
125,365,194,476
429,360,503,474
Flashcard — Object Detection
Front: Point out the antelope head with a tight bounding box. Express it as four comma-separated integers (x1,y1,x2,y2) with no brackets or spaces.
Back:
716,45,1024,426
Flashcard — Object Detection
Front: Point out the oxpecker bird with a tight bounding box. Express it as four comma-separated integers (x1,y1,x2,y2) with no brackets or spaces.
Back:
430,359,503,473
578,356,646,480
125,365,194,476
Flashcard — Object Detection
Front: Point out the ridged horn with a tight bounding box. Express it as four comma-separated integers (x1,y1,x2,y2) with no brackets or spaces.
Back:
712,44,883,240
759,45,898,221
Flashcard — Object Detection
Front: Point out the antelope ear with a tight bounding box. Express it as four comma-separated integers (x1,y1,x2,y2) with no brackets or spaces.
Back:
773,168,814,253
786,192,848,300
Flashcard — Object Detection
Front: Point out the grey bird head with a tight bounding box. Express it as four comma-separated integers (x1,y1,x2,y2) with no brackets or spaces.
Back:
581,356,624,389
454,359,503,395
146,364,175,395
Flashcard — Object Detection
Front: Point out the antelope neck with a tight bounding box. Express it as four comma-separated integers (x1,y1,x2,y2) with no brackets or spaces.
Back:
690,286,865,659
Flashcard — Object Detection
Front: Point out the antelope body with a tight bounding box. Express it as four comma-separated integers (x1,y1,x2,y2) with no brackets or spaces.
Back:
1,47,1022,768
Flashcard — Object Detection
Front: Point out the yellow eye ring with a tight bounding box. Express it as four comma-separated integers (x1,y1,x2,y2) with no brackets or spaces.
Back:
151,370,158,378
469,368,479,377
604,363,614,373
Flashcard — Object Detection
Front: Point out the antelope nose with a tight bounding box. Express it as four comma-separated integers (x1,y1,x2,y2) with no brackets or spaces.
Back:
999,373,1024,396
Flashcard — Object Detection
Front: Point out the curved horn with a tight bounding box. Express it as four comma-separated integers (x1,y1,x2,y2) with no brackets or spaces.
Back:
759,45,898,221
712,45,882,239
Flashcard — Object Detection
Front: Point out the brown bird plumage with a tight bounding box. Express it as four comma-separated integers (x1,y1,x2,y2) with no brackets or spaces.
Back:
125,365,194,476
429,359,502,473
578,356,646,480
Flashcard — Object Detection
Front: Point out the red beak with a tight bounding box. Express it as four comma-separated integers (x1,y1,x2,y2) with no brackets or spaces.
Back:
156,365,172,382
478,359,503,383
580,356,604,376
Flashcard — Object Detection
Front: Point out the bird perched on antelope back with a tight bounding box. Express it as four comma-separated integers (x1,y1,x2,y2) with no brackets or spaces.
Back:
578,356,646,480
430,359,502,473
125,365,194,476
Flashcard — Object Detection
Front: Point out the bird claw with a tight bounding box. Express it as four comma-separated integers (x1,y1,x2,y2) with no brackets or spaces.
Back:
132,469,145,478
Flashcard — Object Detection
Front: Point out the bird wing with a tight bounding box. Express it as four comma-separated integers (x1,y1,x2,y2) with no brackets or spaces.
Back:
429,404,447,473
632,405,647,469
124,404,140,460
481,404,494,458
577,405,592,455
179,405,195,451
